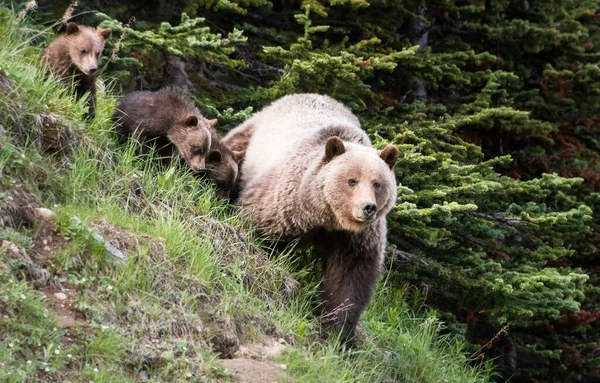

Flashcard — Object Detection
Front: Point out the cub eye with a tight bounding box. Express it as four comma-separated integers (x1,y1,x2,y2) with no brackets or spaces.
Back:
348,179,357,187
373,182,381,189
96,52,101,58
194,148,205,156
80,49,88,55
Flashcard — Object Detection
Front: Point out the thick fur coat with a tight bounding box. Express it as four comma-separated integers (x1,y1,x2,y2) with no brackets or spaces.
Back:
205,129,245,199
113,88,215,172
41,23,111,119
223,94,399,340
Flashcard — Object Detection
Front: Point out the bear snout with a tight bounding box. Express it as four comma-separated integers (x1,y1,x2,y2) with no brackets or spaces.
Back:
362,203,377,219
89,66,98,74
190,159,205,172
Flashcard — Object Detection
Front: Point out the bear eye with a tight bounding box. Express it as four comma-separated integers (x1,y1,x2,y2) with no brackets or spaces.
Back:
80,49,88,55
96,51,101,58
194,148,205,156
373,181,381,189
348,179,357,187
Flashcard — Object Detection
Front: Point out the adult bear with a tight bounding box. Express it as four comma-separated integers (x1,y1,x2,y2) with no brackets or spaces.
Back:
224,94,399,340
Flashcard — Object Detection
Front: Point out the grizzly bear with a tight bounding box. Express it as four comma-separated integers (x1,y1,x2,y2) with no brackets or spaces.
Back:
223,94,399,340
113,88,214,172
41,22,111,119
205,129,245,199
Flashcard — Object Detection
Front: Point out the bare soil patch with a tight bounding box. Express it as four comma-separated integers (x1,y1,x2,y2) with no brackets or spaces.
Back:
220,358,289,383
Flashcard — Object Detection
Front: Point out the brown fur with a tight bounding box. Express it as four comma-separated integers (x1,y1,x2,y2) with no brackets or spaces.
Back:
113,88,214,172
224,94,399,340
205,129,245,199
41,22,111,119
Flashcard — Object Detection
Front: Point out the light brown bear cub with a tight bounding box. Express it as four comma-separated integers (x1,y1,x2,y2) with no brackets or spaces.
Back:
223,93,399,341
41,22,111,119
113,88,214,172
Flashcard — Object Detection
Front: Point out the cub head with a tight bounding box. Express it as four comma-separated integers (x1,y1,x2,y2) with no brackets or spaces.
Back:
64,22,111,76
321,136,399,232
205,139,245,199
167,115,213,172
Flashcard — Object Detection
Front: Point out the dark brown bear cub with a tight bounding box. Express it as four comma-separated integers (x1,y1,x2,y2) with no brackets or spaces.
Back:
113,88,214,172
205,130,245,199
41,22,111,119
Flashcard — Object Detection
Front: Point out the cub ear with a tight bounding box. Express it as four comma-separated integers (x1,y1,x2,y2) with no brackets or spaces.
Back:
185,115,199,127
66,22,80,35
207,119,218,129
325,136,345,161
231,150,245,163
378,145,399,170
207,150,222,164
98,28,112,40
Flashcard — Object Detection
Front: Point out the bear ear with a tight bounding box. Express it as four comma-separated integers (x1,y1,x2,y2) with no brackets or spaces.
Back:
98,28,112,40
185,115,199,127
66,22,80,35
207,119,218,129
231,150,245,163
378,145,399,170
207,150,222,164
325,136,345,161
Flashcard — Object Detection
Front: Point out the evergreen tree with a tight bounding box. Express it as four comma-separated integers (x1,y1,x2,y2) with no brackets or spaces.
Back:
33,0,600,381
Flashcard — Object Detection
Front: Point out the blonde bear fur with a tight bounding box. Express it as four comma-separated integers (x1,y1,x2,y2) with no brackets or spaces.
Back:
223,94,399,340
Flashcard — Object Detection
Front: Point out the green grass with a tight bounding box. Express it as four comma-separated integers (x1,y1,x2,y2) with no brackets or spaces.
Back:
0,8,495,383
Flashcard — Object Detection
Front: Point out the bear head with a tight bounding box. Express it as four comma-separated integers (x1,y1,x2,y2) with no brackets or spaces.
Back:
205,143,245,199
320,136,399,233
64,22,111,76
167,115,214,172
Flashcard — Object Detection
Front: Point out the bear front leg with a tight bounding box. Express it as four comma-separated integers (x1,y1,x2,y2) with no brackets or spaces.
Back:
86,84,97,119
316,221,386,342
75,78,96,120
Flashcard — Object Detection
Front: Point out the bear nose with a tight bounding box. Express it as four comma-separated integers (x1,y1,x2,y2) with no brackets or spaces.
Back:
362,203,377,219
89,67,98,73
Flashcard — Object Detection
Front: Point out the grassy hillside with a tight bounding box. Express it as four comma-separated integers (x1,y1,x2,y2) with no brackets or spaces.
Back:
0,9,493,383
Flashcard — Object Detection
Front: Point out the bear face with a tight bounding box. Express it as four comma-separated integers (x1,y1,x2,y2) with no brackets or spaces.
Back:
320,137,399,233
64,22,111,76
166,115,212,172
205,145,245,199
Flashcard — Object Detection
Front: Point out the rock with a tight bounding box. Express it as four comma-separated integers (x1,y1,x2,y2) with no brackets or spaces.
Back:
236,336,288,359
54,292,67,300
35,208,55,220
70,216,127,264
31,267,50,287
90,230,127,264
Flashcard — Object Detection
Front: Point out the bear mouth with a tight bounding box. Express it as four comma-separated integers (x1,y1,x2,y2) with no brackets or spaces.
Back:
352,215,376,225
